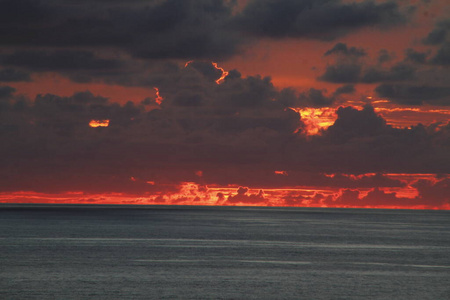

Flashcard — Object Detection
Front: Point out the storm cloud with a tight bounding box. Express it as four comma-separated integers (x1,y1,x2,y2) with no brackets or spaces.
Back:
236,0,412,40
0,0,414,63
375,84,450,105
0,68,31,82
0,0,240,60
1,64,449,195
319,43,417,84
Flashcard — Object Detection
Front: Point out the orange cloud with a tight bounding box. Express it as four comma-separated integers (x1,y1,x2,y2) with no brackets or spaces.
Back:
2,175,448,210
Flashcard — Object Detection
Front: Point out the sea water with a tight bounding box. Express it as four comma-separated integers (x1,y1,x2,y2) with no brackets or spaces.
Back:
1,205,449,299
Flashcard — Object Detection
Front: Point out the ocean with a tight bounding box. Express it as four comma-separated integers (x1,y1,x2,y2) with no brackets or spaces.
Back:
1,205,449,299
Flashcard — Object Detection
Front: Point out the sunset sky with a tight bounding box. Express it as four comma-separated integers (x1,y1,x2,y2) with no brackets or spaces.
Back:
1,0,449,209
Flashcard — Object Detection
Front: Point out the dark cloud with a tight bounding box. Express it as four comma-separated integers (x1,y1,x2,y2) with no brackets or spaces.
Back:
1,50,121,72
0,68,31,82
282,192,325,207
199,167,405,190
333,84,355,96
0,0,240,60
360,63,416,83
325,105,388,140
324,177,450,208
319,43,363,83
313,106,450,174
0,49,133,84
0,85,15,99
281,175,450,208
404,48,428,64
319,63,361,83
319,43,417,83
429,42,450,65
0,0,421,91
0,66,302,193
324,43,366,57
375,83,450,105
319,43,415,84
1,64,449,194
297,88,335,107
187,61,224,82
226,187,266,205
413,178,450,204
276,87,338,108
325,173,405,188
422,19,450,66
306,61,417,84
422,19,450,45
0,0,414,56
322,188,407,208
236,0,412,40
377,49,393,64
0,0,448,210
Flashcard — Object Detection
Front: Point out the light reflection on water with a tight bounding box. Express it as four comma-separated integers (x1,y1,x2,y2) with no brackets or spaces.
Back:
1,205,449,299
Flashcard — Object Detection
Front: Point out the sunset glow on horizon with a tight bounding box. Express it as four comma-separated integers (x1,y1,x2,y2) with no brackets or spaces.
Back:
2,172,448,210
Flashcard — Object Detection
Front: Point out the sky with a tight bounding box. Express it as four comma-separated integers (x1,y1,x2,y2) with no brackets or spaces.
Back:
0,0,449,209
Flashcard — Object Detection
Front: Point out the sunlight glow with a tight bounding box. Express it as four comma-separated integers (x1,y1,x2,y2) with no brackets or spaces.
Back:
3,173,448,210
275,171,288,176
212,62,229,84
293,107,337,135
154,87,164,105
89,119,110,128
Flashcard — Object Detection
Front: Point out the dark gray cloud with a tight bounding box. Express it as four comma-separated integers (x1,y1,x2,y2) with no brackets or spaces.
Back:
366,23,450,103
0,85,15,100
0,0,448,208
324,43,366,57
1,66,449,194
422,19,450,45
236,0,412,40
0,66,303,193
276,87,337,108
0,68,31,82
309,61,417,84
0,0,240,60
429,42,450,65
0,49,124,83
297,88,335,107
225,187,266,205
375,84,450,105
404,48,428,64
413,178,450,204
360,63,416,83
1,50,121,72
319,43,417,83
377,49,394,64
313,106,450,174
0,0,421,92
319,63,362,83
333,84,355,96
0,0,414,65
319,44,363,83
325,105,388,140
422,18,450,66
202,168,406,190
281,175,449,208
323,183,449,208
317,31,450,106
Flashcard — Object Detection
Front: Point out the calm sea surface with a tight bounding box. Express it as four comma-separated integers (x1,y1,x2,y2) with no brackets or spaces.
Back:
1,205,449,299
